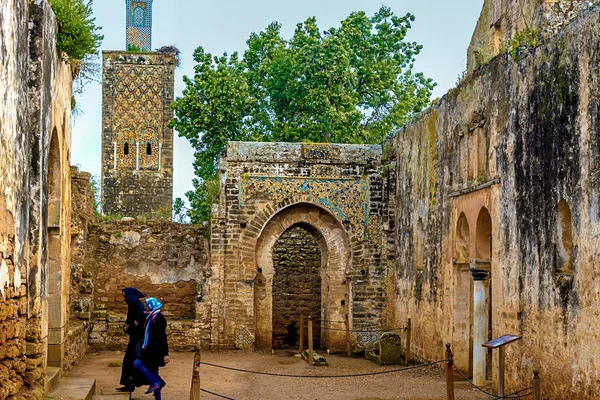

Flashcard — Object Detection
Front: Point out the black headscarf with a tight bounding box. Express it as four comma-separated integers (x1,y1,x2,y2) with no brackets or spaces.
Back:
122,287,146,339
122,287,145,305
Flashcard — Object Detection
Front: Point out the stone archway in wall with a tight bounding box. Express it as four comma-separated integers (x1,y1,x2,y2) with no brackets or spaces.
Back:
453,212,473,376
254,202,351,352
272,223,324,349
475,206,492,382
452,198,494,385
47,128,64,369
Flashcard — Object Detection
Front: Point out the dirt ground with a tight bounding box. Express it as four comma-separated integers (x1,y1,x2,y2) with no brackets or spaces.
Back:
68,350,487,400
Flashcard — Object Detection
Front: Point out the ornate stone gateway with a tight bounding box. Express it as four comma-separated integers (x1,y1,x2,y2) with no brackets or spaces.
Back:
209,142,384,351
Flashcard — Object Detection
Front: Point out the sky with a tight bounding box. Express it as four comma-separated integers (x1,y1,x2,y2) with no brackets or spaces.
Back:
71,0,484,209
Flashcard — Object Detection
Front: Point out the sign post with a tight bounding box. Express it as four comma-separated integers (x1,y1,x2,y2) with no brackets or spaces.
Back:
482,334,522,396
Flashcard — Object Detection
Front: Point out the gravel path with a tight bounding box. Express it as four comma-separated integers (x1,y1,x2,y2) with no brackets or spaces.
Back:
69,350,486,399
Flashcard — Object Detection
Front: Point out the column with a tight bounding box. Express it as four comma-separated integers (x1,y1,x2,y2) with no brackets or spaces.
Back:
136,142,140,170
158,142,162,170
113,142,117,170
471,268,488,386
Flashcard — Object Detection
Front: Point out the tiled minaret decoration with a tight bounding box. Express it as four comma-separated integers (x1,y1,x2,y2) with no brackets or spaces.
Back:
101,0,175,218
126,0,153,51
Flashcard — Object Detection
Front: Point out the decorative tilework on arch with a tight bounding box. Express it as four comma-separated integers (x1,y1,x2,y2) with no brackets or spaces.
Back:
239,176,370,240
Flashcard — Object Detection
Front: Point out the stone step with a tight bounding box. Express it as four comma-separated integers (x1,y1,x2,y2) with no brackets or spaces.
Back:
90,394,130,400
47,377,96,400
45,367,61,394
90,387,135,400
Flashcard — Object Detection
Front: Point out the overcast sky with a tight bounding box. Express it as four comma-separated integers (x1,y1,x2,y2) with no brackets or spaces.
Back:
71,0,484,207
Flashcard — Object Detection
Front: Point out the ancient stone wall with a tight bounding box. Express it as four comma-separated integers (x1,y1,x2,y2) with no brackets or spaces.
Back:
84,220,208,318
64,168,96,372
101,51,175,218
466,0,592,72
0,0,73,397
210,142,383,351
385,6,600,397
72,220,211,349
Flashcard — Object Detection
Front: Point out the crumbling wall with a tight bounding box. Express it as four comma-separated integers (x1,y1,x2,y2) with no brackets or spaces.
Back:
65,168,96,371
386,6,600,397
0,0,72,397
466,0,592,72
74,220,211,350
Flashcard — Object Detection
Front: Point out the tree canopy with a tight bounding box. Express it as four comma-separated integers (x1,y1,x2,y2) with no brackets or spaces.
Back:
170,6,435,223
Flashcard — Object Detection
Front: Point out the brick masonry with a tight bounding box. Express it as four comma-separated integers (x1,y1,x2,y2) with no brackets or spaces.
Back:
210,142,384,351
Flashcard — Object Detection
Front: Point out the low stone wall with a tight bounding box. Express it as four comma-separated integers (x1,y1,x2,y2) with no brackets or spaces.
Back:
89,314,208,351
68,218,213,351
63,321,91,372
83,220,210,320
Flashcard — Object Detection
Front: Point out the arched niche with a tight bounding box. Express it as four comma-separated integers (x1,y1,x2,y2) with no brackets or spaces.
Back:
474,206,493,382
557,200,573,274
475,207,492,260
254,202,350,352
46,128,65,369
455,212,470,264
452,211,473,376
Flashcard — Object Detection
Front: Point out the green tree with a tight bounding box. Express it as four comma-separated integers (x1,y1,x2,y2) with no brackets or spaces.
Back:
170,6,435,223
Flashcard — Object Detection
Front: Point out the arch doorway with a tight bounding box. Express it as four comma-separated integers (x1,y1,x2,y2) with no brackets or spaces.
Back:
254,203,351,352
272,223,323,349
475,207,492,382
453,212,472,376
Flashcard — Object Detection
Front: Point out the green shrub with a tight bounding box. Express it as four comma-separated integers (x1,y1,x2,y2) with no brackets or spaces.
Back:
127,44,144,52
49,0,103,62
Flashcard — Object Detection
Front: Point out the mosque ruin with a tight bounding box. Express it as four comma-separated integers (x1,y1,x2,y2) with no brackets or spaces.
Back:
1,0,600,398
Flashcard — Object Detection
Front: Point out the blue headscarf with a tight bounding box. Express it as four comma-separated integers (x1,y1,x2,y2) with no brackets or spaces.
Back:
142,297,163,349
146,297,163,312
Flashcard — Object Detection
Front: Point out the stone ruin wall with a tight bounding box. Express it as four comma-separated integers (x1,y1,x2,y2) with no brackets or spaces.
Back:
210,142,384,351
466,0,594,73
467,0,593,72
68,170,212,351
0,0,73,397
385,5,600,398
72,219,211,350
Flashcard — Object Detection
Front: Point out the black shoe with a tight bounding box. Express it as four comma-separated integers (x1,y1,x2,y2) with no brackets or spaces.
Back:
116,385,134,392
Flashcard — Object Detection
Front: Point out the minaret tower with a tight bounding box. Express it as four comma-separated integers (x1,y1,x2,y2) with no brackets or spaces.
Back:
101,0,174,218
126,0,153,51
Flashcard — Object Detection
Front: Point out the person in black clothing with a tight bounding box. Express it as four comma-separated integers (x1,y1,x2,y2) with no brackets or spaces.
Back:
133,297,170,399
116,287,146,393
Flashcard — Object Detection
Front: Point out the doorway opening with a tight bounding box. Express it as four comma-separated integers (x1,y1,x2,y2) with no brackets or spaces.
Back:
272,223,322,349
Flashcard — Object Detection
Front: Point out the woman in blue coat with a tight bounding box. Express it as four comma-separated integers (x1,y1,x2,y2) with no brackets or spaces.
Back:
134,297,170,398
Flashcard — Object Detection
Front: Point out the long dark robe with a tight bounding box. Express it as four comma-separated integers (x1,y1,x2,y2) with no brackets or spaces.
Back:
140,313,169,369
120,287,146,387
